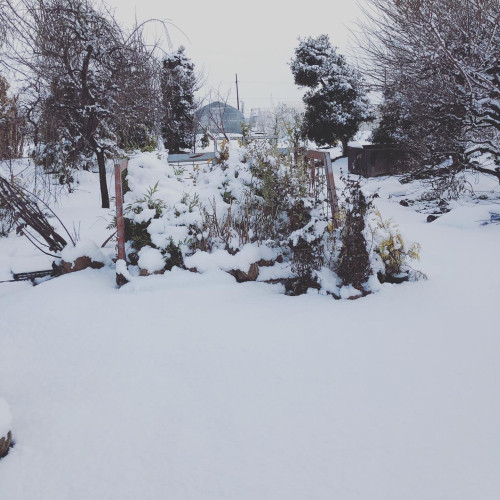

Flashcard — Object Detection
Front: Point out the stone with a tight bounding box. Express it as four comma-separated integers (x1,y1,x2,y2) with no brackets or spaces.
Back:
0,431,12,459
59,256,104,274
229,262,260,282
139,269,165,277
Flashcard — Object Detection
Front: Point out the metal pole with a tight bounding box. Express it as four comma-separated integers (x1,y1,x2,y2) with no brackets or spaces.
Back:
235,73,240,111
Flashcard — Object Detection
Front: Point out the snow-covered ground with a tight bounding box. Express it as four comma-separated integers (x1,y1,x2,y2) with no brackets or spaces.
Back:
0,156,499,499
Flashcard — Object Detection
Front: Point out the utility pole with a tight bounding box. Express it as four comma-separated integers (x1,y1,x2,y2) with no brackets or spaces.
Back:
235,73,240,111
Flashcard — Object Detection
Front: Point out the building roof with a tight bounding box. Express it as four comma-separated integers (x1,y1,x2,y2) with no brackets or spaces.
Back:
197,101,245,134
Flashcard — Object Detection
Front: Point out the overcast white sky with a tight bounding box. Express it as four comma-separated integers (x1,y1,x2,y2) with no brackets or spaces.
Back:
108,0,364,113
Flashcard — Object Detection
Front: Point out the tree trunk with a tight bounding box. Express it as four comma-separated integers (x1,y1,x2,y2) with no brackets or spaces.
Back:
96,150,110,208
341,137,349,157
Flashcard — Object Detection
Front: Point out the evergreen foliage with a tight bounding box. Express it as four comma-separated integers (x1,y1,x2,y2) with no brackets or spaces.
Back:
336,177,371,289
291,35,372,154
161,47,197,153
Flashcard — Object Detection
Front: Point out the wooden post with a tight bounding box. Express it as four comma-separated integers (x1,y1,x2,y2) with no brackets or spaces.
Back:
306,150,341,229
323,152,341,229
114,159,128,287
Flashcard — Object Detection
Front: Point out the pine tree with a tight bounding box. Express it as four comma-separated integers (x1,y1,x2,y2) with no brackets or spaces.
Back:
161,47,197,153
291,35,372,155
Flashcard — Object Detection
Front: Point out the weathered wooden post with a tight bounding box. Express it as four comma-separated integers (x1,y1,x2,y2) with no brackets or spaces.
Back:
114,158,129,287
306,150,341,229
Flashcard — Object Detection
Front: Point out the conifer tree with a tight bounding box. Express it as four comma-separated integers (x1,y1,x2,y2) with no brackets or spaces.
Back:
291,35,372,155
161,46,197,153
336,178,371,290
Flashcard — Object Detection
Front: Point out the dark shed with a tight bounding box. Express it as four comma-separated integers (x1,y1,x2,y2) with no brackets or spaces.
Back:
348,145,404,177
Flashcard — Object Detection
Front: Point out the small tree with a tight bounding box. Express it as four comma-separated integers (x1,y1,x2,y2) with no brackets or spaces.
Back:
336,178,371,290
291,34,372,155
161,46,197,153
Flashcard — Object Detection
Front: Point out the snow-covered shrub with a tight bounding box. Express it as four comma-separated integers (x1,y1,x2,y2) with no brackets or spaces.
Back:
189,140,315,254
215,139,230,168
123,181,185,272
121,146,423,296
371,210,425,282
336,177,372,291
122,144,332,288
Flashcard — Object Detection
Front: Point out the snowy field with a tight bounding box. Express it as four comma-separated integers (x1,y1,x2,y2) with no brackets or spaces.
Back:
0,156,499,499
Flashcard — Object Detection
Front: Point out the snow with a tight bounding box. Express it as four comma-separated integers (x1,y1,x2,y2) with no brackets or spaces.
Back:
0,154,499,499
137,245,165,273
185,243,278,273
59,239,106,264
0,398,12,439
115,259,132,280
339,283,361,299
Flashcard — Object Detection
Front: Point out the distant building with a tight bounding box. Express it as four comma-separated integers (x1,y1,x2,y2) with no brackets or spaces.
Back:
196,101,245,135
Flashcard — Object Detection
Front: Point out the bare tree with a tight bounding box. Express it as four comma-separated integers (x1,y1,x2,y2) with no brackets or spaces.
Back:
0,0,162,207
358,0,500,179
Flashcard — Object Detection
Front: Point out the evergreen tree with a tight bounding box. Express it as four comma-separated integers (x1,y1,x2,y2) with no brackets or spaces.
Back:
336,178,371,290
291,35,372,155
161,47,197,153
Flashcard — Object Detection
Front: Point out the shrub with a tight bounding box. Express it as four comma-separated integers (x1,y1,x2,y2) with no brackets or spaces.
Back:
371,210,424,280
336,177,372,289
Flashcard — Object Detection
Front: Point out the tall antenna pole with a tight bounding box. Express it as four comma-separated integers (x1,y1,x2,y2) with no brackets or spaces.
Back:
235,73,240,111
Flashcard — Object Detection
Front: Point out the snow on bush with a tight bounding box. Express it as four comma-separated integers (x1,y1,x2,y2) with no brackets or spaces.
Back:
59,239,106,264
137,246,165,274
121,144,424,297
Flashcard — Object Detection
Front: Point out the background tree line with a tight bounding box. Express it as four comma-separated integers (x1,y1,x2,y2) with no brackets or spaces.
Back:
290,0,498,180
1,0,498,214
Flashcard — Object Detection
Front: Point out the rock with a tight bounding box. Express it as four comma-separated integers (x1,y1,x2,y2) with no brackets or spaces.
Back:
265,275,321,296
58,256,104,274
399,200,409,207
257,258,276,267
426,214,438,223
128,252,139,266
377,271,410,284
229,262,260,282
0,431,12,459
139,268,165,277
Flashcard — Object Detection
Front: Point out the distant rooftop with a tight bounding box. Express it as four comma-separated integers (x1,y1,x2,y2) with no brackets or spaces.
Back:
197,101,246,134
